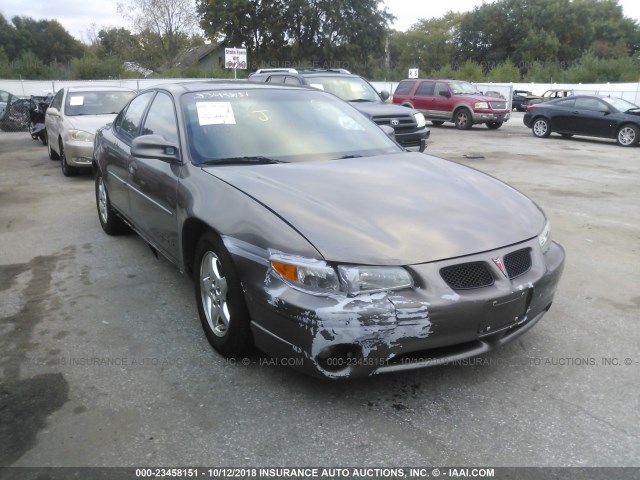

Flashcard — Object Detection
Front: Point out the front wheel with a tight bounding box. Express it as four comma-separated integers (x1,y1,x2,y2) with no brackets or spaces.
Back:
47,133,59,160
194,233,252,357
486,121,503,129
454,109,473,130
616,124,640,147
532,118,551,138
95,171,129,235
60,141,79,177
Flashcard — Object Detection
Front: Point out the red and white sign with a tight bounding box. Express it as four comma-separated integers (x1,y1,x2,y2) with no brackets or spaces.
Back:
225,48,247,70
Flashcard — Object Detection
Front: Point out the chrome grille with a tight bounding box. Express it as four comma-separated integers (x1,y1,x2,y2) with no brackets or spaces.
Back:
372,115,416,132
490,101,507,110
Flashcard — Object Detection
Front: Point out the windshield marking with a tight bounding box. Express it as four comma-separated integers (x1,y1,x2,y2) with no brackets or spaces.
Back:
196,102,236,126
193,91,249,99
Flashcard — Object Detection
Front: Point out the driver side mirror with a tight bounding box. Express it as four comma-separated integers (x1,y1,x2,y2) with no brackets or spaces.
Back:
131,134,180,163
380,90,390,101
46,107,59,116
439,90,451,98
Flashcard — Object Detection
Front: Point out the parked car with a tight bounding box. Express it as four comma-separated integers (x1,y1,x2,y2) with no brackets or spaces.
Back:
523,95,640,147
248,68,429,151
524,89,573,107
392,78,511,129
93,81,565,379
512,90,532,111
45,86,135,176
0,90,18,119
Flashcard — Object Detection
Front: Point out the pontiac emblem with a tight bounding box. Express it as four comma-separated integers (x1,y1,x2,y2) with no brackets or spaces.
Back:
492,257,508,277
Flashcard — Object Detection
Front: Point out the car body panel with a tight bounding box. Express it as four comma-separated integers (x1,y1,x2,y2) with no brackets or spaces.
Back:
94,81,564,378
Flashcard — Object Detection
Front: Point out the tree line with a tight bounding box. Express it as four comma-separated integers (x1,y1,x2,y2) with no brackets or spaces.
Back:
1,0,639,83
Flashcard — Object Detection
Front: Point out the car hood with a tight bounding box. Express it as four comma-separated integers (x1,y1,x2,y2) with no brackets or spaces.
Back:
65,114,117,134
350,101,417,118
203,154,545,265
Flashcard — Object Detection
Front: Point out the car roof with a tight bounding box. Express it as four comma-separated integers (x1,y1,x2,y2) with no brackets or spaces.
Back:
141,81,312,95
66,86,134,92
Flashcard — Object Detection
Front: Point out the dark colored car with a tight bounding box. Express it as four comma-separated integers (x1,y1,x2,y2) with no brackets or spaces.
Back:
0,97,33,132
392,79,511,130
523,95,640,147
512,90,532,112
93,81,565,379
248,68,429,151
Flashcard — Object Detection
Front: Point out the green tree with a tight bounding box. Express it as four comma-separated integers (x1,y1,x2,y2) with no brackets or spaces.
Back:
487,59,520,82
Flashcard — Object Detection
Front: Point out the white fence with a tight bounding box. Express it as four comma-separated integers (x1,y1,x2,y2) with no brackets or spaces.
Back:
2,78,640,105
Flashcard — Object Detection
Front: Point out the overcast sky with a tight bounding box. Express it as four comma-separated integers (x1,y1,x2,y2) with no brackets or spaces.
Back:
1,0,639,42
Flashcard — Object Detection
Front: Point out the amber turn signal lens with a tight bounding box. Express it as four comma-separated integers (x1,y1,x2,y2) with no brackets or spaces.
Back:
271,261,298,282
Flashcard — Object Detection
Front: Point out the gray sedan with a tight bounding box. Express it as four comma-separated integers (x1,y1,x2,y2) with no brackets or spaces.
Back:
93,81,565,379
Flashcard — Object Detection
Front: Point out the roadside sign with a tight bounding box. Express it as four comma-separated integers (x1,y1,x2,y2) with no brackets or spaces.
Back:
408,68,419,78
225,48,247,70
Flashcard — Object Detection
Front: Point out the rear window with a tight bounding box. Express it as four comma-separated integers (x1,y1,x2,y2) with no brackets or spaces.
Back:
394,81,415,96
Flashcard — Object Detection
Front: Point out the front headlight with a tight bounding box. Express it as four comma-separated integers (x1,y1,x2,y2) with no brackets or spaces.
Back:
474,102,489,109
538,220,551,252
68,130,94,143
414,112,426,128
269,254,414,296
338,265,414,296
270,254,340,295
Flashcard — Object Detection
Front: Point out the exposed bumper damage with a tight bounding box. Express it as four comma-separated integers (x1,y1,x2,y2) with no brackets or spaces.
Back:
227,236,565,379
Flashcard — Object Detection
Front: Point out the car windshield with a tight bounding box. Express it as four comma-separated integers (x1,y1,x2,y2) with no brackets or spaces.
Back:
303,76,382,102
181,88,401,165
602,96,640,112
64,91,134,116
449,81,481,95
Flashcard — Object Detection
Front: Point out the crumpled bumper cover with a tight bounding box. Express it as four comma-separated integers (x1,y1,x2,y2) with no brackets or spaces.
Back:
234,237,564,379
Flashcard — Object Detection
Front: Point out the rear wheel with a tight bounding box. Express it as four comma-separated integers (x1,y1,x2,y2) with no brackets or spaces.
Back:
486,121,503,129
194,232,252,357
532,118,551,138
59,140,79,177
616,124,639,147
454,109,473,130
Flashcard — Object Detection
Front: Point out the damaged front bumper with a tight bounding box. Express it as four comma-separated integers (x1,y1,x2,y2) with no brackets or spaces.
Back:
236,237,564,379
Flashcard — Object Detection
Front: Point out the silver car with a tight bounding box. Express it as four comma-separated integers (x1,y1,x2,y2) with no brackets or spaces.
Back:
45,86,134,176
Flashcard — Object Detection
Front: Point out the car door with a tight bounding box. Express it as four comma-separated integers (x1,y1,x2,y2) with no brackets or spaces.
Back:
128,91,181,263
431,82,455,120
572,97,617,138
45,89,64,152
410,81,435,116
106,92,155,220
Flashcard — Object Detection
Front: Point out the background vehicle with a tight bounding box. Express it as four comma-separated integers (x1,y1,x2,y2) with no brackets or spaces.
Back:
512,90,532,111
249,68,429,151
524,89,573,107
93,81,564,379
523,95,640,147
45,86,135,176
0,96,32,132
28,95,52,144
392,79,511,130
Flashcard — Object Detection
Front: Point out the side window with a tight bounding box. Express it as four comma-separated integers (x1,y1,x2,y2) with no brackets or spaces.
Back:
284,76,302,85
434,82,450,96
51,90,64,110
141,92,179,145
394,81,414,96
555,98,575,108
575,97,608,112
415,81,435,97
115,92,154,143
267,76,285,83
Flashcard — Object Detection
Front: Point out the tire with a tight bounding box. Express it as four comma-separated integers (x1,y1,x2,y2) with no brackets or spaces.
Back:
616,124,640,147
486,121,503,130
95,171,129,235
194,232,252,358
532,117,551,138
29,122,37,140
454,109,473,130
59,140,79,177
431,120,445,126
47,133,59,160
